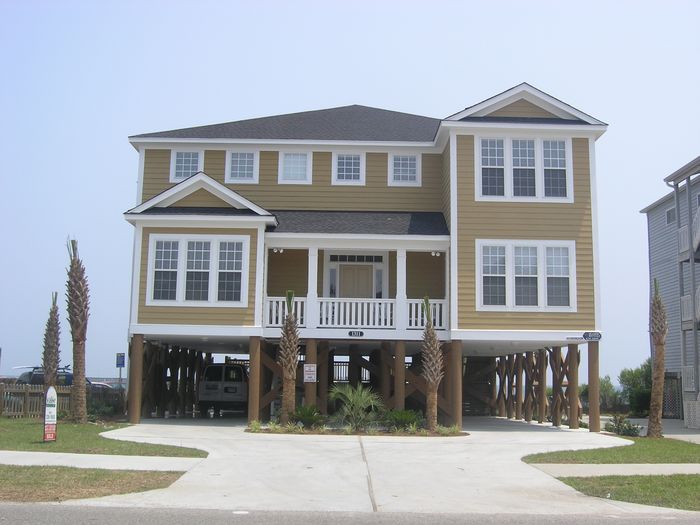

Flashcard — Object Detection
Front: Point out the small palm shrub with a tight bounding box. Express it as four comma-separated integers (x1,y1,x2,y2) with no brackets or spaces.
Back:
385,409,424,432
329,384,383,432
604,413,640,437
292,405,325,429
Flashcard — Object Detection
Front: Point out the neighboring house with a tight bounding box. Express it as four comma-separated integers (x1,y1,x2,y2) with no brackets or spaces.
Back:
125,83,607,430
642,156,700,429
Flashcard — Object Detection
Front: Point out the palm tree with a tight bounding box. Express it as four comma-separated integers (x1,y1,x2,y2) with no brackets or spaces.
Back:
42,292,60,389
66,239,90,423
648,279,667,438
277,290,299,424
421,296,444,432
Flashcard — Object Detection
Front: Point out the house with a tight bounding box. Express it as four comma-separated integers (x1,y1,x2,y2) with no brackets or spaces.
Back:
124,83,607,431
642,156,700,429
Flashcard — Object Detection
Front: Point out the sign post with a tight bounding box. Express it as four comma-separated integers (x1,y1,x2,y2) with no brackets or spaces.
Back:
43,386,57,442
116,352,126,413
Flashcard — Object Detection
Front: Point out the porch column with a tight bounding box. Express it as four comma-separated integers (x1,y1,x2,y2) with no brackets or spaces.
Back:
450,340,463,428
380,342,392,404
127,334,144,424
588,341,601,432
567,344,580,429
307,247,319,329
248,336,261,423
394,341,406,409
318,341,329,414
304,339,317,407
395,249,407,331
537,348,547,424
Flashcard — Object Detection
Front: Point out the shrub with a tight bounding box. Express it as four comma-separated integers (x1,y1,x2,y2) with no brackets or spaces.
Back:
248,420,262,433
384,409,424,431
291,405,325,429
604,413,640,437
436,424,461,436
329,384,383,432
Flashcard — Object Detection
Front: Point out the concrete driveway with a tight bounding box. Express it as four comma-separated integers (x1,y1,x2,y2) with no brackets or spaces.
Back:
68,417,690,515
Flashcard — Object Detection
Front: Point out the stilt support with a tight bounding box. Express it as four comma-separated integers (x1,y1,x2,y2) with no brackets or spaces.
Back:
128,334,144,424
394,341,406,410
588,341,601,432
567,344,580,429
248,336,261,423
449,340,463,428
304,339,317,408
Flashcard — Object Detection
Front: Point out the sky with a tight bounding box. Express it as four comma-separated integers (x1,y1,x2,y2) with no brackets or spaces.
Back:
0,1,699,383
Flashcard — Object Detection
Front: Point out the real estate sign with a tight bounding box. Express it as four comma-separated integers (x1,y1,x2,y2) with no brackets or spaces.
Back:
43,386,57,442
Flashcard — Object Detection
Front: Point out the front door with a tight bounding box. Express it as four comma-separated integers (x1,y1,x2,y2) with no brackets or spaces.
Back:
339,265,373,298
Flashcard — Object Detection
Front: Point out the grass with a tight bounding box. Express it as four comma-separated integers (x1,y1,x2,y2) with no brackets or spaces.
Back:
523,437,700,464
560,475,700,512
0,418,206,458
0,465,183,502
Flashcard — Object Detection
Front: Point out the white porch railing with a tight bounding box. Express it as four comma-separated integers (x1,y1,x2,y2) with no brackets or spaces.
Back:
681,294,692,323
265,297,307,327
407,299,448,330
318,298,395,328
679,225,689,254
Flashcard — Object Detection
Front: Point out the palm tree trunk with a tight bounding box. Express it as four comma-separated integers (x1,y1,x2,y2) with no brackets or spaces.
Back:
71,341,87,423
280,375,295,424
426,387,438,432
647,342,665,438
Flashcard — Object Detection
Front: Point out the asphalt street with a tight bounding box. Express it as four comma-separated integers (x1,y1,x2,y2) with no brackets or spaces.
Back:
0,504,698,525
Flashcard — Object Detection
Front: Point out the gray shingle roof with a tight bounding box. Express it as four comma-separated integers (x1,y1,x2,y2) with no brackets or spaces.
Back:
130,105,441,143
270,211,448,236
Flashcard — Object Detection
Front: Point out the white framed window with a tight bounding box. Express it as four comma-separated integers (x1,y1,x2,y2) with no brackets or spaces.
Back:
278,151,313,184
475,137,573,202
666,207,676,225
225,150,259,184
146,234,249,307
388,153,422,187
170,149,204,182
323,251,389,299
332,152,365,185
476,239,576,312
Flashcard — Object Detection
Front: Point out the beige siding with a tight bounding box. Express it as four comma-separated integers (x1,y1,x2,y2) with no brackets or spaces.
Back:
142,150,171,201
456,135,594,330
407,252,445,299
441,141,451,226
266,249,308,296
138,227,258,326
142,149,443,212
488,99,561,119
175,189,229,207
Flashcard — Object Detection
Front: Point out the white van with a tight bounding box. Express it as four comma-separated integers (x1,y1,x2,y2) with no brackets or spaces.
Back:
197,363,248,416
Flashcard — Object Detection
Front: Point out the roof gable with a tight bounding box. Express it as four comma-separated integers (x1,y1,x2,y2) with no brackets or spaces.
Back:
126,172,272,216
445,83,606,125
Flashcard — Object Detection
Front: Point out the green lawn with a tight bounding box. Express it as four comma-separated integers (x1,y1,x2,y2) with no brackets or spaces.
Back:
0,418,206,458
0,465,183,502
523,437,700,464
561,475,700,512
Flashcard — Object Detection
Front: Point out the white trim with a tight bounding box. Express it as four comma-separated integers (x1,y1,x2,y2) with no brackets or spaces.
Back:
278,151,313,185
224,148,260,184
169,148,204,183
449,131,458,330
265,234,450,251
131,324,263,338
127,172,272,216
589,138,601,331
145,233,250,308
128,224,143,329
331,151,366,186
450,329,598,342
125,215,277,227
387,152,422,187
254,224,265,327
475,239,577,313
474,136,574,203
322,250,390,299
445,83,606,125
263,327,448,341
136,147,145,205
131,137,438,149
442,121,607,137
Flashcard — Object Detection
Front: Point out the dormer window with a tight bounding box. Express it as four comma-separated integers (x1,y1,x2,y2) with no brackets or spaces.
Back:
388,153,421,187
170,150,203,182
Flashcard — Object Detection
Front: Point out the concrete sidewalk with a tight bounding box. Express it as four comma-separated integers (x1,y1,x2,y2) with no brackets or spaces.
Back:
534,463,700,477
0,450,202,472
59,417,697,515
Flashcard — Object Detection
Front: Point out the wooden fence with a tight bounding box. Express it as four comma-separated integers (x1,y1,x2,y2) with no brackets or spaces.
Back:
0,384,122,418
